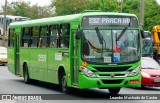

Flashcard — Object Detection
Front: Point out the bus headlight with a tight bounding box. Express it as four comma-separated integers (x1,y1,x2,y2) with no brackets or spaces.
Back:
80,66,97,78
127,66,141,77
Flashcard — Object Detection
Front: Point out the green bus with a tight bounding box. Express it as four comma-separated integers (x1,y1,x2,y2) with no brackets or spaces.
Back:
8,10,142,95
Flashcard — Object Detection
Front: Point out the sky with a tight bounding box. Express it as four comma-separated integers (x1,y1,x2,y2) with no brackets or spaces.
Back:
157,0,160,4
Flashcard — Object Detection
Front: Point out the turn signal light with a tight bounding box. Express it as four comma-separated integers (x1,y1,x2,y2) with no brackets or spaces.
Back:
82,61,87,67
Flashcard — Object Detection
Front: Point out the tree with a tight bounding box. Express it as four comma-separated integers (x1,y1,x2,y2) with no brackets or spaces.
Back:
51,0,120,15
144,0,160,30
51,0,91,16
29,4,54,19
1,1,54,19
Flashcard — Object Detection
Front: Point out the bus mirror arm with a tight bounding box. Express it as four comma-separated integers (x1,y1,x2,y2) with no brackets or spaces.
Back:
76,30,82,40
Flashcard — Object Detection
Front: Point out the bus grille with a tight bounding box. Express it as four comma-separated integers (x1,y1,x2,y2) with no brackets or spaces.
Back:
151,81,160,84
151,75,160,78
93,66,131,72
98,74,126,76
102,80,123,84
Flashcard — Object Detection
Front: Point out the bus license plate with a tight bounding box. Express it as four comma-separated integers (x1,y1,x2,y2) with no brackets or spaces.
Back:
154,79,160,82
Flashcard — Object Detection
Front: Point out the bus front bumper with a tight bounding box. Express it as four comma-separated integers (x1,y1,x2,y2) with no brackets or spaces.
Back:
78,73,141,89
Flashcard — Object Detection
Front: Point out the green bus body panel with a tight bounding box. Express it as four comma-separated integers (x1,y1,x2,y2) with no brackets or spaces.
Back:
7,11,141,89
18,48,70,84
8,48,15,74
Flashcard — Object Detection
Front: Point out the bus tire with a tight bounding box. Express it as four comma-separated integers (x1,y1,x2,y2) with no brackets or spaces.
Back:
23,64,31,84
61,72,69,93
108,88,121,95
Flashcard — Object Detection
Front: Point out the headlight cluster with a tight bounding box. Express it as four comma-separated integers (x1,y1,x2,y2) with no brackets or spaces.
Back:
127,66,141,77
80,66,97,78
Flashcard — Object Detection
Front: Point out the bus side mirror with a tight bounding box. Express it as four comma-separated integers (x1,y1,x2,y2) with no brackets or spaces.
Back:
76,30,82,40
141,30,145,38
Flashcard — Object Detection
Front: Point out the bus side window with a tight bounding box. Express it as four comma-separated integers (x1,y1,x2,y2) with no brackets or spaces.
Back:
38,38,43,47
31,26,39,47
49,25,58,48
21,27,29,47
8,28,15,47
39,26,48,48
59,23,70,48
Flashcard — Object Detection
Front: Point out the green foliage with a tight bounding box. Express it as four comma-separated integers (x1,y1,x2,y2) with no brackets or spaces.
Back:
144,0,160,30
51,0,120,15
51,0,91,16
1,1,53,19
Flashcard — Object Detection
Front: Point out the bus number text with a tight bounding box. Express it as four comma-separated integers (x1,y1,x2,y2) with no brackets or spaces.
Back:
38,54,46,62
89,18,100,24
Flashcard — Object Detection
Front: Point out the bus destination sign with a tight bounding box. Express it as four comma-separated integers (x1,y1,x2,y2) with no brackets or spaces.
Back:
82,16,138,27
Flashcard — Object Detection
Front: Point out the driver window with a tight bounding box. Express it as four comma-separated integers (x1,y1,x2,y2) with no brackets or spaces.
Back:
82,35,90,55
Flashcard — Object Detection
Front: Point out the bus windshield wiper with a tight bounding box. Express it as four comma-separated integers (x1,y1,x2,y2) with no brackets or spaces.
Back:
95,27,103,44
117,27,127,41
95,27,107,58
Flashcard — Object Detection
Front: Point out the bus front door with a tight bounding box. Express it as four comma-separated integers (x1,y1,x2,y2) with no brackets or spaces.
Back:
72,30,79,85
14,28,20,75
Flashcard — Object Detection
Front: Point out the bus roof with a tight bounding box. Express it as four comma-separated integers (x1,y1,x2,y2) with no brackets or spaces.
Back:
0,15,31,21
9,11,138,28
0,15,30,19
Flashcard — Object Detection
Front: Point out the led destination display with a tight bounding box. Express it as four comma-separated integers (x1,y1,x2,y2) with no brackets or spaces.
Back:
82,16,138,27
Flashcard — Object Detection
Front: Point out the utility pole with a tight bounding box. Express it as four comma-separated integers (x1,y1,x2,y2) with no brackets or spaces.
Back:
102,0,104,12
120,0,123,12
140,0,144,29
3,0,7,47
117,0,123,12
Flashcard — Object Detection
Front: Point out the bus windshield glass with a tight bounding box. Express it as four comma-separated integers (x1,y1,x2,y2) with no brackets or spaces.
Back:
82,29,140,63
142,31,153,57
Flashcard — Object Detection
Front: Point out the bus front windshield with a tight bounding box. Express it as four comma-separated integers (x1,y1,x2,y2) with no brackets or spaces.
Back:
82,28,140,63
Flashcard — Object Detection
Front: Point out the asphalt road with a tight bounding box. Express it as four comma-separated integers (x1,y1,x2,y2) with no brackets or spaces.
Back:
0,65,160,103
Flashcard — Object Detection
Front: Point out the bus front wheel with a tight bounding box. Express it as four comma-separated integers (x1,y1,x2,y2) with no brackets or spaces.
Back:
61,73,69,93
23,64,31,84
108,88,121,95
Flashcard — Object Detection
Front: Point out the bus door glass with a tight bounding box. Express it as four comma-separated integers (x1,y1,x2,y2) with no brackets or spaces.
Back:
142,31,153,57
73,30,79,84
15,28,20,75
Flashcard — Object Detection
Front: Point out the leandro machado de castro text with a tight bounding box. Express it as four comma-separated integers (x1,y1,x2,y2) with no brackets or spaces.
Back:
110,95,158,100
